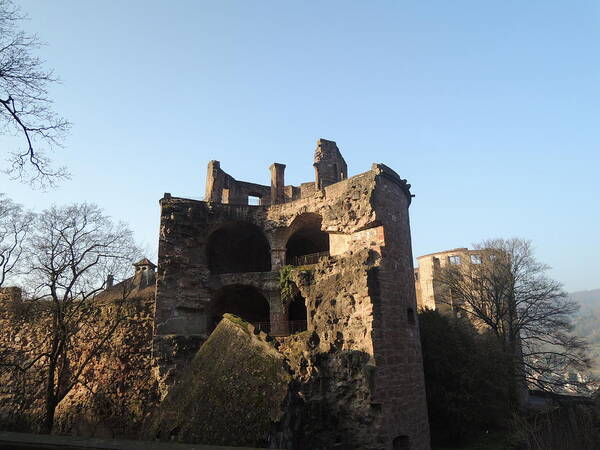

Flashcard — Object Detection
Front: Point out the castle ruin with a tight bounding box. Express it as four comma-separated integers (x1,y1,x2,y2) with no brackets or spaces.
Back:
152,138,431,449
414,247,493,312
0,138,431,449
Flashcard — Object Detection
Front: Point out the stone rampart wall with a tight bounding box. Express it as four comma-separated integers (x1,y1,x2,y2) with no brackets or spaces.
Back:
0,288,158,438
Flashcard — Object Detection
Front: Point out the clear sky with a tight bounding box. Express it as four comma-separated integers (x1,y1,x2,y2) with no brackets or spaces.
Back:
2,1,599,292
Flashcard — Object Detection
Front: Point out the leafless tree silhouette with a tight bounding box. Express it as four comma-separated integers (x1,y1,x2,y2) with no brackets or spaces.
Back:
0,0,70,188
0,194,32,287
436,238,592,398
0,203,140,432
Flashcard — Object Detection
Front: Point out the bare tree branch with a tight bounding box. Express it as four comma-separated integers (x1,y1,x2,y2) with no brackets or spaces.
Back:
435,238,595,396
3,203,142,433
0,0,70,188
0,193,32,287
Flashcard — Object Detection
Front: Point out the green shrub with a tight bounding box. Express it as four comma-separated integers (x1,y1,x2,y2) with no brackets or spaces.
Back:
279,265,296,309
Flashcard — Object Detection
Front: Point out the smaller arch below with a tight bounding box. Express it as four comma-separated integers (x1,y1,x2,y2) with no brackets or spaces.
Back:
209,284,270,334
288,294,308,334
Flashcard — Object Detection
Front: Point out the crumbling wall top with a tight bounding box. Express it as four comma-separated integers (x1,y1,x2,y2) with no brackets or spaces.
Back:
204,160,271,206
313,139,347,189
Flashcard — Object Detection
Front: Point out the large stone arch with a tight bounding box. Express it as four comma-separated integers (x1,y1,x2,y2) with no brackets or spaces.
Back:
207,221,271,274
285,213,330,266
209,284,270,333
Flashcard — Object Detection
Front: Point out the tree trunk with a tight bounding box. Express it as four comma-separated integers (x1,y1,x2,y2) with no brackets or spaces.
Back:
42,369,57,434
42,395,57,434
42,334,59,434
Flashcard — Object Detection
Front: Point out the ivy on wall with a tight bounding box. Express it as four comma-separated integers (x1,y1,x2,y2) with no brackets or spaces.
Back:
279,265,296,310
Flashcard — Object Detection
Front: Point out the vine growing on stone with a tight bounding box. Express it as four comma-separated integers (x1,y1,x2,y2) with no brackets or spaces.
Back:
279,265,296,310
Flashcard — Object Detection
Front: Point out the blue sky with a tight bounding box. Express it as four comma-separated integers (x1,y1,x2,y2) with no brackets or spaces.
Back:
2,1,599,292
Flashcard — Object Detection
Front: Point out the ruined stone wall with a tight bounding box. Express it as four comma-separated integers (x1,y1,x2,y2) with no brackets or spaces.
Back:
155,162,430,449
313,139,348,189
275,251,382,449
0,287,51,431
155,168,382,343
154,173,371,379
204,160,272,205
0,287,159,438
205,139,350,206
414,256,438,310
153,197,277,391
415,248,496,312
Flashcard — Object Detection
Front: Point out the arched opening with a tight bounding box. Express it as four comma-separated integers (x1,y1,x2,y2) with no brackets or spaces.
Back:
286,213,329,266
207,222,271,274
288,294,307,334
393,436,411,450
210,284,270,333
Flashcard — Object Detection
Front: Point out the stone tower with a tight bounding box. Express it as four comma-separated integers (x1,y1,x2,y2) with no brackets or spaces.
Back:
153,139,431,449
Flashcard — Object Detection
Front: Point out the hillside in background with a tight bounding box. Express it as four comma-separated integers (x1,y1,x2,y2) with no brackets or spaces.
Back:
571,289,600,376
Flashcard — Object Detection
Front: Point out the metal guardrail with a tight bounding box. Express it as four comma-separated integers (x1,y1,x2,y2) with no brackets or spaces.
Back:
288,320,308,334
252,321,270,333
289,251,329,267
250,320,308,335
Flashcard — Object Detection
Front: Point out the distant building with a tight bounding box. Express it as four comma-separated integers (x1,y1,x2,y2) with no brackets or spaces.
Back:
414,247,493,313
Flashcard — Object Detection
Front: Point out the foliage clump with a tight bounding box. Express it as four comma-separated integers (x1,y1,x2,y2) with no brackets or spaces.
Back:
279,265,297,309
419,309,512,446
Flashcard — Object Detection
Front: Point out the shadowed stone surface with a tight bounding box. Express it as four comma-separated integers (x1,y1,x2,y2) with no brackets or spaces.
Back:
146,314,290,448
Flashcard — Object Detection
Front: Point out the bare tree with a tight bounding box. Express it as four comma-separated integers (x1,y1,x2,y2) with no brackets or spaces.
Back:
0,0,70,188
0,193,32,287
1,203,140,432
436,238,592,398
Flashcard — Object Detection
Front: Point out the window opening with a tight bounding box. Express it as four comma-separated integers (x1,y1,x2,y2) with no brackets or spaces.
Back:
449,255,461,265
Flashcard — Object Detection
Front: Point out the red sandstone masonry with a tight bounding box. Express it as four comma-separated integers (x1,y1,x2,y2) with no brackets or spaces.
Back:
153,140,430,449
